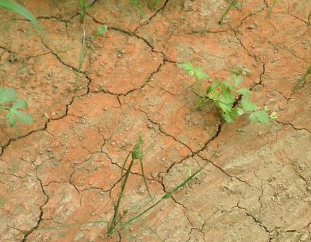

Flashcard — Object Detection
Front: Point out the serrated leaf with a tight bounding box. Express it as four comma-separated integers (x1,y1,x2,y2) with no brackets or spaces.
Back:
0,88,17,103
237,87,251,97
12,110,33,124
241,98,257,112
250,110,270,124
182,62,194,76
0,0,44,33
223,112,234,122
219,101,232,113
12,99,28,110
193,66,210,80
231,73,243,88
219,93,235,105
94,25,107,37
6,111,16,127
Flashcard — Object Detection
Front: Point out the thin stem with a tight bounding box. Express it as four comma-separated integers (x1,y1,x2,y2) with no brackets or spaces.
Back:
110,161,209,234
218,0,238,24
108,156,135,235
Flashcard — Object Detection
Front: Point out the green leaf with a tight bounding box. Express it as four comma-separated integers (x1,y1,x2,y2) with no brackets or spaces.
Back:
6,111,16,127
0,0,44,33
242,67,251,75
0,88,17,103
94,25,107,37
12,99,28,109
193,66,210,80
182,62,194,76
241,98,257,112
237,87,251,97
12,110,33,124
231,73,243,88
219,101,232,113
223,112,234,122
250,110,270,124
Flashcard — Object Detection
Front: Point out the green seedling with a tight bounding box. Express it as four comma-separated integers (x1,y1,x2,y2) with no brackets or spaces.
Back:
183,63,275,124
218,0,240,25
39,134,208,239
75,25,107,84
107,133,154,236
79,0,94,22
0,87,33,127
0,0,44,33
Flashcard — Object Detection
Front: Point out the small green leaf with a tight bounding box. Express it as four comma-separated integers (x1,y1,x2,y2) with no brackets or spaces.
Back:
13,110,33,124
250,110,270,124
223,112,234,122
6,111,16,127
12,99,28,109
237,87,251,97
241,98,257,112
219,101,232,113
231,73,243,88
0,88,17,103
162,192,172,199
94,25,107,37
182,62,194,76
193,66,210,80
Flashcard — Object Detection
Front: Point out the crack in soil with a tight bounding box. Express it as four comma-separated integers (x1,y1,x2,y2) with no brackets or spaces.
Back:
21,171,49,242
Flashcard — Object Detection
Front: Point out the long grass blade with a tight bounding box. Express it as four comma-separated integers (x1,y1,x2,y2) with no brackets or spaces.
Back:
0,0,43,33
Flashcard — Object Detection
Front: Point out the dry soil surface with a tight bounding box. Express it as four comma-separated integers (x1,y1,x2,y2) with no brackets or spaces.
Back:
0,0,311,241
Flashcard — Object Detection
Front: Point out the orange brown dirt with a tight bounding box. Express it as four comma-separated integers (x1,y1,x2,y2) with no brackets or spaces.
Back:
0,0,311,241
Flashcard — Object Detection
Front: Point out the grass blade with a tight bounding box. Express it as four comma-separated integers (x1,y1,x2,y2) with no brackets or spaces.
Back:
0,0,43,33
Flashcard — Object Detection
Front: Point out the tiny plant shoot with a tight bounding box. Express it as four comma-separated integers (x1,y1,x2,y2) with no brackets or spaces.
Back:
79,0,95,22
182,63,277,124
0,88,33,127
218,0,240,24
75,25,107,84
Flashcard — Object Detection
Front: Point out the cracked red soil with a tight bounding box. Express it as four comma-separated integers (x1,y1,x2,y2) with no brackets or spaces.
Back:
0,0,311,241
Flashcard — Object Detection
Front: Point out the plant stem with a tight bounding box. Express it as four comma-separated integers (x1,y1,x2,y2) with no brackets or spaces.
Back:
295,65,311,90
108,152,134,235
218,0,238,24
109,161,209,235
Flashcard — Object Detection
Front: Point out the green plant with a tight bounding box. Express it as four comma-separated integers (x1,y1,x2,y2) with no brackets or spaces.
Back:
40,134,208,240
107,133,154,236
182,63,277,124
0,87,33,127
75,25,107,84
0,0,43,32
218,0,240,24
79,0,94,23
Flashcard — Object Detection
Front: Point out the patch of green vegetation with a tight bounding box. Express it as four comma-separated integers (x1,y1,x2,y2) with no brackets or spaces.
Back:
182,63,277,124
0,87,33,127
75,25,107,84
